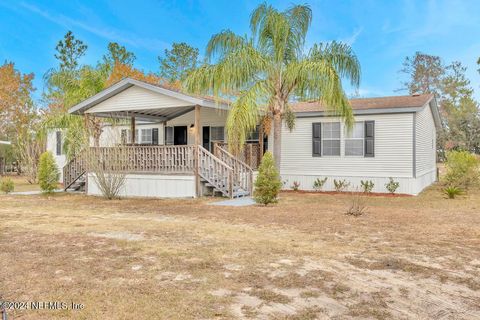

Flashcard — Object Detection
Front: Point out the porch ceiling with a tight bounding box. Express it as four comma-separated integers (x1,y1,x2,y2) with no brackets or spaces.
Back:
91,106,195,122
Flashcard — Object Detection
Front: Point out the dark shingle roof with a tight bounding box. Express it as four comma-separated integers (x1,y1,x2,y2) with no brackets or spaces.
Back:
291,94,434,113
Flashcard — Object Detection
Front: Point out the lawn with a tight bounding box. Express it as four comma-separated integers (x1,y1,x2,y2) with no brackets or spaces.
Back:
0,184,479,319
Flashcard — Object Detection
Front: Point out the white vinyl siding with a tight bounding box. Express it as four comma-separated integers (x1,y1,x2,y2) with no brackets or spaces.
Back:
167,108,228,145
281,113,414,177
86,86,191,113
415,103,437,176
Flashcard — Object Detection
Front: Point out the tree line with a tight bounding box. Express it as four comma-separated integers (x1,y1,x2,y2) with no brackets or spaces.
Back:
398,52,480,156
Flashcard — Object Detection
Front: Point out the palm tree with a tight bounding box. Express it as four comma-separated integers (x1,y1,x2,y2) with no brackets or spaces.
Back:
184,3,361,168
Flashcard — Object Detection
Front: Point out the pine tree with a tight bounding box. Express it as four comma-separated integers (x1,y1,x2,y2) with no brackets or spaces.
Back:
253,151,282,205
38,151,59,193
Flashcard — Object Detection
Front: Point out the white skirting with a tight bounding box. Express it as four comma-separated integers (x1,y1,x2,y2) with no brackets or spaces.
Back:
279,168,437,195
87,173,196,198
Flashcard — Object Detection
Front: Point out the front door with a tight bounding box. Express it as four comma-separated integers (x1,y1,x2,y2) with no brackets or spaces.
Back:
202,126,210,151
173,126,187,145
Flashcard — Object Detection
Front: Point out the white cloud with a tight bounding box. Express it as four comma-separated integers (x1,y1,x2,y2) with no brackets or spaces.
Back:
342,27,363,46
20,2,169,52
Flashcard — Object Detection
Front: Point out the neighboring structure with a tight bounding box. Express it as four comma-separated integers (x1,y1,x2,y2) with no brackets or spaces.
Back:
46,78,441,198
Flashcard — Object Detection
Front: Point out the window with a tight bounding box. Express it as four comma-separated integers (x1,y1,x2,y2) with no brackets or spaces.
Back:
165,127,174,145
55,131,62,155
210,126,225,142
345,122,364,156
321,122,340,156
141,129,153,144
247,126,260,141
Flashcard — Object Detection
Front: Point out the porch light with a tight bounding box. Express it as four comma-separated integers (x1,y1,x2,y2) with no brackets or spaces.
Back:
189,124,196,134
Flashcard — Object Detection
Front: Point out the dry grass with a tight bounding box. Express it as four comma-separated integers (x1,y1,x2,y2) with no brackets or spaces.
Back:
0,182,479,319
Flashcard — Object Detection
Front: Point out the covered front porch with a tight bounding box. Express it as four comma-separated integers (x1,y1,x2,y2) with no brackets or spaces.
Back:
63,78,261,198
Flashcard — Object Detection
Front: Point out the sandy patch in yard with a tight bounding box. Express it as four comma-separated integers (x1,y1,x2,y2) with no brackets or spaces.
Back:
88,231,145,241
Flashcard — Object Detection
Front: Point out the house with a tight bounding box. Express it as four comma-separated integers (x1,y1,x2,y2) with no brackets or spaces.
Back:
46,78,441,198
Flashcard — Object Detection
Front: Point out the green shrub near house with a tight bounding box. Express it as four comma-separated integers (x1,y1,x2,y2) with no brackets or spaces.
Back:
0,177,14,194
254,152,282,205
38,151,59,194
443,150,480,190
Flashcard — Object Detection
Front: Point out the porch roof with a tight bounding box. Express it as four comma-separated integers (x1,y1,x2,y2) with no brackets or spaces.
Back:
68,78,231,121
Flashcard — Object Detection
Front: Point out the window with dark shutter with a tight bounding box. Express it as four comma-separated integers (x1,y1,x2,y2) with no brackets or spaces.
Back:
312,123,322,157
152,128,159,145
56,131,62,155
364,121,375,157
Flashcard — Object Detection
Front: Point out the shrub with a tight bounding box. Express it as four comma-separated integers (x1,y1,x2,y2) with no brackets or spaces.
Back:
333,179,350,192
360,180,375,193
443,151,480,189
313,177,327,191
254,151,282,205
0,177,14,194
346,188,367,216
443,186,462,199
291,181,300,191
385,178,400,194
38,151,59,194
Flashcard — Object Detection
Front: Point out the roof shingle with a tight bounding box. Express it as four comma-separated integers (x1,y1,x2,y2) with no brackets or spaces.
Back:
291,94,434,113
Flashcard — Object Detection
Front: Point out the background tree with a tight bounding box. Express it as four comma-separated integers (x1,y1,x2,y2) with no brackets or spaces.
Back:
159,42,199,83
106,62,159,87
185,3,360,168
0,61,40,179
399,54,480,155
398,52,445,96
102,42,136,73
55,31,87,71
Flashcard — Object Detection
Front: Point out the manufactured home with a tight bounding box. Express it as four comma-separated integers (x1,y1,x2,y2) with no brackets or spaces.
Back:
47,78,441,198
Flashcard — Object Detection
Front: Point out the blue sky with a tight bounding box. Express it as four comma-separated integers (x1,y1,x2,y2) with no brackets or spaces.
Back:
1,0,479,104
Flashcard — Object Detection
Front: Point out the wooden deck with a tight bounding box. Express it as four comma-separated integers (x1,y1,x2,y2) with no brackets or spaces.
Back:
63,144,253,198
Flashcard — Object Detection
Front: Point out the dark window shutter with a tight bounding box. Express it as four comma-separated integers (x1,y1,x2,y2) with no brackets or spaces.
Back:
152,128,159,145
364,121,375,157
56,131,62,155
312,123,322,157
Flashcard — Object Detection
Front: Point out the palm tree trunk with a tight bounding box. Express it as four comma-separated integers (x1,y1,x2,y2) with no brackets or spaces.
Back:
273,112,282,170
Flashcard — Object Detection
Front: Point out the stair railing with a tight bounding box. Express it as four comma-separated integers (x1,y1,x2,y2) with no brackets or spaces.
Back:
197,145,234,198
63,151,87,190
214,143,253,195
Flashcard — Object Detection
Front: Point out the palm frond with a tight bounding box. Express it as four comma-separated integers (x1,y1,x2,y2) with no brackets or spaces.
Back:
285,59,354,128
226,81,269,154
309,41,361,87
205,30,248,61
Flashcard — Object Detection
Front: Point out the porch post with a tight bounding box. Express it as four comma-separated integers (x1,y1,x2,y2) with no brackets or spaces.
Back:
258,123,264,162
131,116,136,144
194,105,201,197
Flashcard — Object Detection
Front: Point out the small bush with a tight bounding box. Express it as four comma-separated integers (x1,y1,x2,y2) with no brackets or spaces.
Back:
38,151,59,194
443,186,462,199
0,177,14,194
385,178,400,194
291,181,300,191
443,151,480,189
346,188,367,216
360,180,374,193
333,179,350,192
254,152,282,205
313,177,327,191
